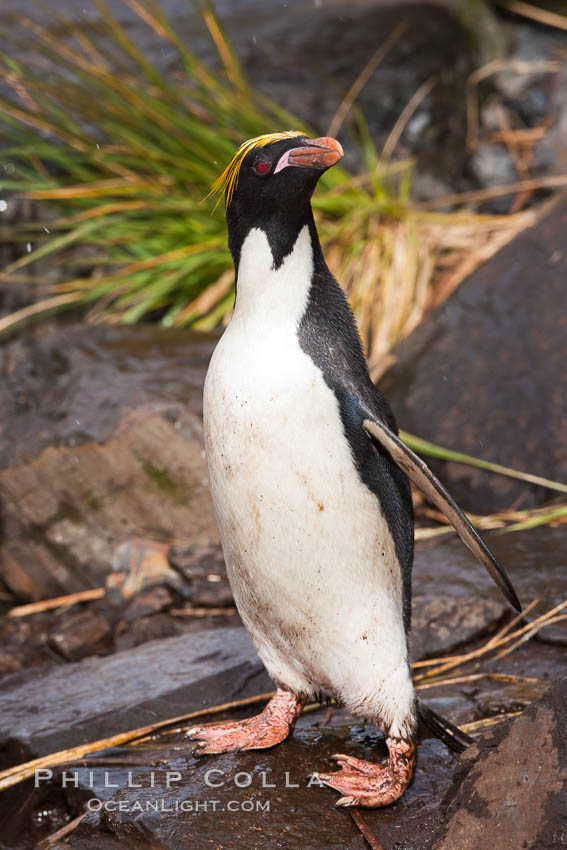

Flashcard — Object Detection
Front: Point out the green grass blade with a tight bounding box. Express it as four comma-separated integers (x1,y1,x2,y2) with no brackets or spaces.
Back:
401,431,567,495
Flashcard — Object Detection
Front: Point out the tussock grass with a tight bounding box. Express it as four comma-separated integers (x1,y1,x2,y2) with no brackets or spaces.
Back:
0,0,535,368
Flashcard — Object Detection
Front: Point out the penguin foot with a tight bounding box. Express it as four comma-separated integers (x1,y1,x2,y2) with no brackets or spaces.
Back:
186,688,305,755
315,738,417,808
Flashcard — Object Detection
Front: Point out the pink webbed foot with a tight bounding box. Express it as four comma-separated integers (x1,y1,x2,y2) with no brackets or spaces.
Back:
187,688,304,755
315,738,417,808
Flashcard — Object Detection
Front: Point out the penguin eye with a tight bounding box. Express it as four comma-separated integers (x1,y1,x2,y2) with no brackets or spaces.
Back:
254,161,271,175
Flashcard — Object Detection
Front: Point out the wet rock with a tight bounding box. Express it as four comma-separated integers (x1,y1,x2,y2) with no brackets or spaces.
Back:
68,715,455,850
0,615,53,680
167,544,225,580
470,142,517,187
410,595,506,661
0,627,269,761
48,610,112,662
0,324,219,601
168,544,233,607
66,831,127,850
189,576,234,609
121,586,175,623
114,612,183,652
0,650,27,677
381,193,567,512
412,525,567,619
433,678,567,850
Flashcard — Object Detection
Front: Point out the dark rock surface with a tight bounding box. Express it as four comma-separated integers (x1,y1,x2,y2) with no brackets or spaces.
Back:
410,594,506,661
0,627,269,763
0,541,241,682
1,523,565,847
168,544,234,608
47,609,112,662
52,680,567,850
413,524,567,625
0,323,216,468
433,677,567,850
65,715,456,850
0,324,220,601
381,193,567,512
60,680,567,850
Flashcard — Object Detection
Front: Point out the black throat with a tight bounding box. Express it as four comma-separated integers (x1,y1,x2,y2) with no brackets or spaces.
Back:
227,196,316,281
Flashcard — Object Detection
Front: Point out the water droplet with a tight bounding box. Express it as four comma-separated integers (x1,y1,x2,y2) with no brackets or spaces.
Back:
26,242,32,253
0,200,7,212
43,226,51,233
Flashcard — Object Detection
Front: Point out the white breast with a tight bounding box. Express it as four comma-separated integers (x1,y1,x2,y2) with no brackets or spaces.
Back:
203,226,414,736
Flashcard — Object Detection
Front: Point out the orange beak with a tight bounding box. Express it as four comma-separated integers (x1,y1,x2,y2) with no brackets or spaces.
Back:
274,137,344,173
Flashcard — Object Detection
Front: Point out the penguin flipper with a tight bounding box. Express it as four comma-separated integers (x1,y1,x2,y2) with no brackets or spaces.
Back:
362,416,521,612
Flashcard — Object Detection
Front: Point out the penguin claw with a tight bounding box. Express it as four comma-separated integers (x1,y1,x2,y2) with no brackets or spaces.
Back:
317,740,417,808
335,795,357,808
330,753,377,774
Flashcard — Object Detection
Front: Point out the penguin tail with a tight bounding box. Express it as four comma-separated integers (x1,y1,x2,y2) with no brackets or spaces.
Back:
416,699,473,754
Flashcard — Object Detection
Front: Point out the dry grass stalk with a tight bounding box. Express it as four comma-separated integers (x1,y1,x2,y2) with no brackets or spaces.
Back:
170,606,238,617
460,711,522,734
382,75,438,161
424,176,567,209
415,500,567,541
0,692,275,792
368,204,542,377
349,808,385,850
412,598,538,674
492,0,567,32
6,588,105,618
173,269,234,325
414,598,566,682
326,22,408,138
38,811,87,848
466,58,560,151
415,673,541,691
487,126,549,145
0,293,83,335
412,598,536,672
339,217,434,367
493,103,534,213
495,614,567,659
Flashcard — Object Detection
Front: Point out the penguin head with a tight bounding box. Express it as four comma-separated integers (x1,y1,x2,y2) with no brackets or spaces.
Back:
211,131,344,215
211,131,343,269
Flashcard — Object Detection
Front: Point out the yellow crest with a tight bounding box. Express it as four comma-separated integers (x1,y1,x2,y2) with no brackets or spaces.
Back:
208,130,304,209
